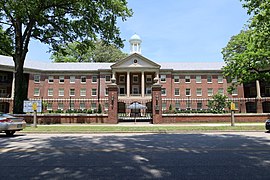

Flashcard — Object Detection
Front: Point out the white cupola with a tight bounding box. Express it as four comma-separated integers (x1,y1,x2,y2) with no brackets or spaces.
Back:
129,33,142,54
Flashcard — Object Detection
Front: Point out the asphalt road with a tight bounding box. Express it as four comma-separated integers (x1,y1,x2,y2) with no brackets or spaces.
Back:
1,132,270,180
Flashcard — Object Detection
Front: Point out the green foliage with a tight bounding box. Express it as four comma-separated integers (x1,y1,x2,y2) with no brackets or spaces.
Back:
0,0,132,113
51,40,128,62
207,94,230,113
222,0,270,87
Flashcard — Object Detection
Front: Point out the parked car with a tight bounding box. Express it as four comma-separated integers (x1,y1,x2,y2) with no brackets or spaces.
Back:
265,119,270,131
0,113,26,136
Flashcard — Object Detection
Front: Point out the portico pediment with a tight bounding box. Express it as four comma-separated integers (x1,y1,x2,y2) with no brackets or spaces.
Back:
111,53,160,70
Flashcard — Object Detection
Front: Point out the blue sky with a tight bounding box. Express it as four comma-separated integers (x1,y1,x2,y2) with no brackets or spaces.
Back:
26,0,250,63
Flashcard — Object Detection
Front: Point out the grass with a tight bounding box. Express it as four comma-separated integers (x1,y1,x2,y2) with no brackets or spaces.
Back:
21,124,266,133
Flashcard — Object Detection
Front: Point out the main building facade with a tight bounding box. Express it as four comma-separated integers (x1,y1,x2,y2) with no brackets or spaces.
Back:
0,34,269,116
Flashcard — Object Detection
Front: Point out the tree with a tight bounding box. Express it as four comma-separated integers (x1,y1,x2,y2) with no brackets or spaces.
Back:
222,0,270,88
0,0,132,113
207,94,230,113
51,40,128,63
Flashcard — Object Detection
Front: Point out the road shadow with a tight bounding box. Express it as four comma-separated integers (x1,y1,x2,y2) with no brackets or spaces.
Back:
1,133,270,179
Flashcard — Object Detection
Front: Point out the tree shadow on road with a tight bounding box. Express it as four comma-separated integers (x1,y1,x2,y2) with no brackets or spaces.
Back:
1,132,270,179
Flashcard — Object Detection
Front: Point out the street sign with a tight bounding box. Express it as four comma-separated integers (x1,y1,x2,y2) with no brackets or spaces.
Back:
23,100,42,113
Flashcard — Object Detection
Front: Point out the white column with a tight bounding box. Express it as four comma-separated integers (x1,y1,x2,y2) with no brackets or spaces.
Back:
141,71,145,97
256,80,261,98
11,72,15,99
127,71,130,97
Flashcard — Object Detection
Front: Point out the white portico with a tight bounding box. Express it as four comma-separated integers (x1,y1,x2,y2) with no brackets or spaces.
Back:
111,34,160,100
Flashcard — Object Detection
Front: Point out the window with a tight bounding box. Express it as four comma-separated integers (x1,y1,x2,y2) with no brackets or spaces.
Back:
132,86,139,94
59,76,65,83
175,101,180,111
196,88,202,96
185,88,191,96
81,76,86,83
232,88,238,96
133,75,138,83
70,88,75,96
59,88,64,96
80,103,86,110
105,75,111,82
197,100,203,110
105,88,108,96
80,88,86,96
119,75,125,83
92,76,97,83
266,87,270,96
218,88,224,95
92,88,97,96
196,75,201,83
160,75,166,82
146,87,152,95
174,75,180,83
58,103,64,110
207,75,212,83
186,100,191,110
34,88,40,96
48,76,54,83
161,88,166,96
48,88,53,96
207,88,213,96
104,103,109,110
218,75,223,83
91,103,97,110
47,103,52,110
119,86,125,95
232,77,237,83
162,103,167,110
146,75,152,83
185,76,190,83
70,76,75,83
34,75,40,83
174,88,180,96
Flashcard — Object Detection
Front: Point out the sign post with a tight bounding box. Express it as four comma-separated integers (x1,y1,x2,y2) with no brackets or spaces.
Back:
23,100,42,128
230,102,236,126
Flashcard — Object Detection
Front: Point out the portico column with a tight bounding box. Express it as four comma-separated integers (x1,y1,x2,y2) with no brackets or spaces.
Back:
11,72,15,99
256,80,261,98
127,71,130,97
141,71,145,97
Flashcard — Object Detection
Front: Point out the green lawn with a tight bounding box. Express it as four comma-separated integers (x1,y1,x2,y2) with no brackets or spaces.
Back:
22,124,266,133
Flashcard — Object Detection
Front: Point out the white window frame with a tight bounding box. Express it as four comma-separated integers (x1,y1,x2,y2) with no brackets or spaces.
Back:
119,75,125,83
232,88,238,96
70,88,75,96
47,103,53,111
80,88,86,96
92,88,97,96
160,75,166,82
48,76,54,83
70,76,75,83
59,88,64,96
105,75,111,82
92,76,97,83
196,75,201,83
80,103,86,110
133,75,139,83
161,88,166,96
218,88,224,95
58,103,64,110
34,88,40,96
218,75,223,83
196,88,202,96
185,76,191,83
207,75,212,83
91,102,97,110
146,75,152,83
132,85,139,95
81,76,86,83
105,88,108,96
207,88,213,96
59,76,65,84
34,75,40,83
48,88,53,96
174,75,180,83
174,88,180,96
185,88,191,96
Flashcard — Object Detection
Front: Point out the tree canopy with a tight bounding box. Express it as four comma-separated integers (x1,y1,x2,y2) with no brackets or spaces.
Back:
51,40,128,63
0,0,132,113
222,0,270,86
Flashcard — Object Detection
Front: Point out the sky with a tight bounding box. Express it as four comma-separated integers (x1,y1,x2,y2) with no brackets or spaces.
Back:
26,0,250,63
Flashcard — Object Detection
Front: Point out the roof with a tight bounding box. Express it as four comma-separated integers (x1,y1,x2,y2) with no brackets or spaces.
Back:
0,54,225,72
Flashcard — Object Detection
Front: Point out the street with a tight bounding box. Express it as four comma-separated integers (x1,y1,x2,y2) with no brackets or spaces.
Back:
1,132,270,179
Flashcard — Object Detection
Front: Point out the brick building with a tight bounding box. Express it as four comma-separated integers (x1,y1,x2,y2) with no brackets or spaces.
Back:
0,34,269,117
